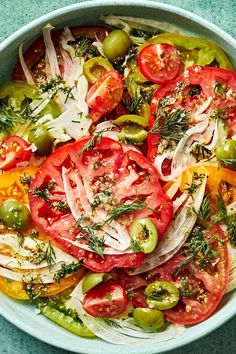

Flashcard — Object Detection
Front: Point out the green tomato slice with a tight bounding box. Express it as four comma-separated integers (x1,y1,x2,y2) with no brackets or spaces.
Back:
82,272,112,294
83,57,113,84
145,281,179,310
133,307,164,331
215,139,236,170
0,199,30,230
118,124,148,144
28,124,54,156
40,305,95,338
114,114,149,128
130,218,158,253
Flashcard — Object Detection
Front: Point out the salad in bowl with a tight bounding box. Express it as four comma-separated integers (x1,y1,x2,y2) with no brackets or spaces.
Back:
0,13,236,347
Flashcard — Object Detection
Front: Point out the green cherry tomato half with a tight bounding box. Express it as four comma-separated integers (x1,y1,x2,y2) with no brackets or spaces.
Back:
28,125,54,156
215,139,236,170
0,199,30,230
130,218,158,253
145,281,179,310
82,272,112,294
133,307,164,331
102,30,132,62
118,125,148,145
114,114,149,128
83,57,113,84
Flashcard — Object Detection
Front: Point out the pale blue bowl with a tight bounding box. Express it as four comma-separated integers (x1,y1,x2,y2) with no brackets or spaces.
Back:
0,1,236,353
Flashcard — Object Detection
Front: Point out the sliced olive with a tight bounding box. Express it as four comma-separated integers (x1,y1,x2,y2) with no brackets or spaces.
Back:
215,139,236,170
0,199,30,230
83,57,113,83
82,272,112,294
145,281,179,310
102,30,132,61
114,114,148,128
118,124,148,144
130,218,158,253
133,307,164,331
28,125,54,156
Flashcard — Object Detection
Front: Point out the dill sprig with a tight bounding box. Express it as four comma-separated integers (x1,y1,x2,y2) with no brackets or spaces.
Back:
106,200,150,224
216,192,236,246
44,241,56,271
0,101,30,133
30,181,55,203
193,193,211,228
150,107,188,142
20,173,33,187
130,238,143,252
51,201,70,212
39,75,74,102
104,319,122,328
75,36,91,57
191,143,211,161
173,226,218,278
77,128,112,157
53,262,81,282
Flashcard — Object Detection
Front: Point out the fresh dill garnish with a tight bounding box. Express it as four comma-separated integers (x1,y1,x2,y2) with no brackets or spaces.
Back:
20,173,33,186
130,238,143,252
29,229,39,239
106,200,150,224
150,107,188,142
53,262,81,282
44,241,56,270
211,108,225,121
39,75,74,102
179,278,195,298
184,182,198,198
90,190,111,210
188,85,201,96
75,36,91,57
17,232,25,248
172,226,218,278
216,192,236,246
0,99,32,133
51,201,70,212
191,143,211,160
77,128,112,156
25,284,40,301
192,193,211,228
184,172,205,199
104,319,122,328
30,181,55,203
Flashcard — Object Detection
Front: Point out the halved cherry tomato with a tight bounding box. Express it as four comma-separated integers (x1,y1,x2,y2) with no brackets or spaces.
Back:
0,136,32,171
82,281,128,318
138,43,180,84
29,137,172,272
149,224,228,324
86,70,123,115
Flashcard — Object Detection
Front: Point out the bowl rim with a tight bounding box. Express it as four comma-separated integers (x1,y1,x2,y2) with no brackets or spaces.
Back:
0,1,236,353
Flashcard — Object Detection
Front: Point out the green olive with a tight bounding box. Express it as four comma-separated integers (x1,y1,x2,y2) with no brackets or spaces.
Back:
0,199,30,230
114,114,148,128
82,272,112,294
130,218,158,253
83,57,113,83
28,125,54,156
215,139,236,169
102,30,132,62
133,308,164,331
145,281,179,310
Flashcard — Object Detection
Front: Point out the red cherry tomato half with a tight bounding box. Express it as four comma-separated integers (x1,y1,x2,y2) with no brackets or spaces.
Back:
138,43,180,84
86,70,124,114
0,136,32,170
83,281,128,318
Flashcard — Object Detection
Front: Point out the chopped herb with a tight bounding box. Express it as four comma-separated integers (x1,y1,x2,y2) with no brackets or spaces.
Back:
44,241,56,270
17,232,25,248
0,99,32,133
216,192,236,246
188,85,201,96
150,108,188,142
179,278,195,298
51,201,70,212
106,200,150,224
25,284,40,301
213,83,224,94
130,29,159,40
75,36,90,57
130,238,143,252
53,262,81,282
29,229,39,239
191,143,211,160
185,182,198,198
20,173,33,186
104,319,122,328
173,226,218,278
39,75,74,102
30,181,55,203
77,128,112,157
193,193,211,228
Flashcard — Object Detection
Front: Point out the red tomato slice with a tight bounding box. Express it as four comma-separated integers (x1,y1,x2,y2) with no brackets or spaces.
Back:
83,281,128,318
110,269,148,291
0,136,32,170
86,70,124,115
12,26,109,82
130,289,148,308
29,137,172,272
150,224,228,324
138,43,180,84
148,65,236,162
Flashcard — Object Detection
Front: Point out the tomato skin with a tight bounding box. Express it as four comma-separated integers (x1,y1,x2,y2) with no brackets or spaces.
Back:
150,224,228,325
0,136,32,170
138,43,180,84
86,70,124,114
130,289,148,308
82,281,128,318
12,26,109,82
